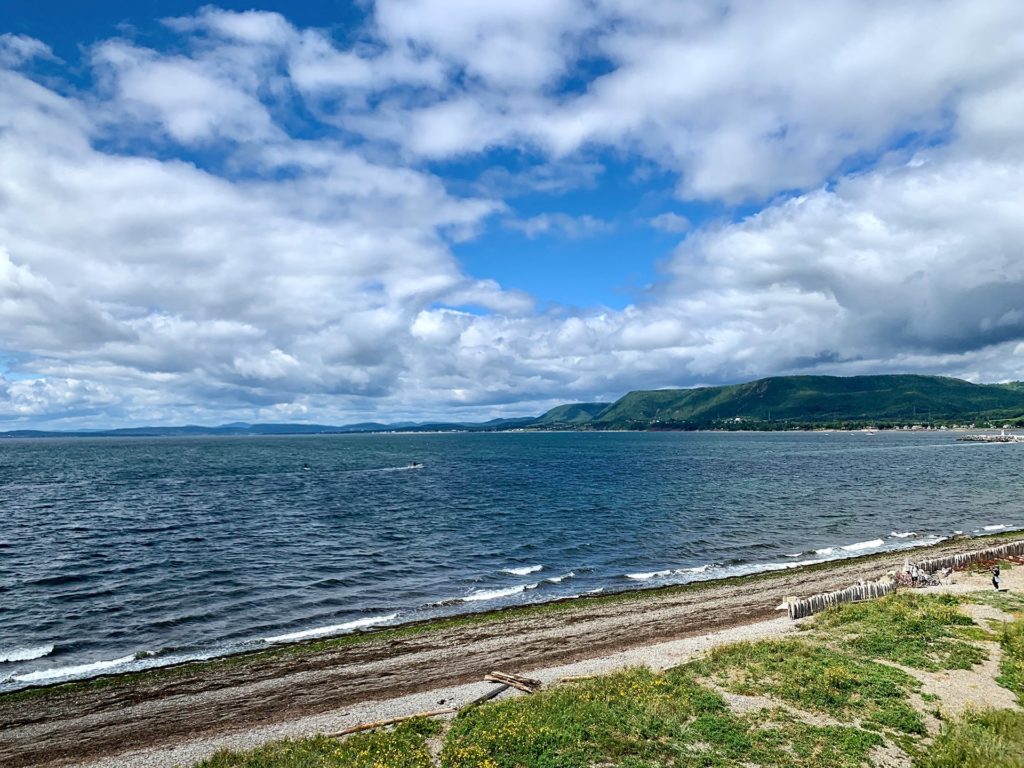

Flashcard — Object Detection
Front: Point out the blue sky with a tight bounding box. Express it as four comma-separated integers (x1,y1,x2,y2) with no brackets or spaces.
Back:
1,1,1023,428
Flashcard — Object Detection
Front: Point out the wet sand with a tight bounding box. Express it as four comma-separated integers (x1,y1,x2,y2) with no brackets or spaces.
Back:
1,533,1018,768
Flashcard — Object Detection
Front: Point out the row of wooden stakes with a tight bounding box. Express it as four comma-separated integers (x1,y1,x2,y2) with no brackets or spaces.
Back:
786,580,897,620
787,540,1024,620
915,540,1024,575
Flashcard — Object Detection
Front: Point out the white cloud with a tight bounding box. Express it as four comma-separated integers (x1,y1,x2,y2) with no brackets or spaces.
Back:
2,3,1024,428
506,213,611,239
649,212,691,233
296,0,1024,201
91,40,280,144
0,33,54,67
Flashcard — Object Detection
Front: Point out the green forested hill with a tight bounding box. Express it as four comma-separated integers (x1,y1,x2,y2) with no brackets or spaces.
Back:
585,375,1024,429
533,402,611,426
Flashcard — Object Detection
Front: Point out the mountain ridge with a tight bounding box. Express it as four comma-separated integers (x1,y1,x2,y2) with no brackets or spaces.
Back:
3,374,1023,437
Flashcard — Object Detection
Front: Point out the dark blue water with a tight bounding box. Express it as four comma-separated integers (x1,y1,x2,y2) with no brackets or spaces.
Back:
2,431,1022,690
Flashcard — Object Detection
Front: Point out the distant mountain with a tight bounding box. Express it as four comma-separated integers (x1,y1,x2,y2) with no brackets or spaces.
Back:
589,375,1024,429
533,402,612,426
4,375,1023,438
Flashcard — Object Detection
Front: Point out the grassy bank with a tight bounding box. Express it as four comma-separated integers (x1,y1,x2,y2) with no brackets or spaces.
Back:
5,530,1024,707
196,589,1024,768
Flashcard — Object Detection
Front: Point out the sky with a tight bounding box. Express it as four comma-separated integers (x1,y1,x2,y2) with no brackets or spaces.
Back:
1,1,1023,429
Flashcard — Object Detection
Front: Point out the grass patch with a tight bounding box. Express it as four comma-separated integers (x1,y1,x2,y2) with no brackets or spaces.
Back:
441,668,883,768
687,639,925,734
443,667,726,766
968,590,1024,614
194,719,440,768
809,593,987,671
998,616,1024,703
916,708,1024,767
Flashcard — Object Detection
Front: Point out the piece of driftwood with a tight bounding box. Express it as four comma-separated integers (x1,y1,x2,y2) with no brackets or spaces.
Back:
486,670,542,692
484,674,535,693
326,682,515,738
325,706,458,737
559,674,596,683
464,683,511,708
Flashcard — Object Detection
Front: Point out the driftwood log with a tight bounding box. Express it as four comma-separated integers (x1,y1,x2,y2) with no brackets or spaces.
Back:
484,671,542,693
465,683,511,708
325,706,458,737
325,684,520,737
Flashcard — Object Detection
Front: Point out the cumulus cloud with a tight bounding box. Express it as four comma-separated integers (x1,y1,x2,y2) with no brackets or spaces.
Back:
1,2,1024,428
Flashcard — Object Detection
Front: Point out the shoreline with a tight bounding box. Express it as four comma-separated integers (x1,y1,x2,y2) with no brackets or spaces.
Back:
4,530,1024,767
2,526,1007,698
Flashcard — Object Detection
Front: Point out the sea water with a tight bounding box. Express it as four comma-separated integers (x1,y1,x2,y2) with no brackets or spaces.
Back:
1,430,1021,690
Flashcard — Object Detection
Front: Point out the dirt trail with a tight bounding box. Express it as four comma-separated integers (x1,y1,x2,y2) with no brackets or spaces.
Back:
0,536,1012,768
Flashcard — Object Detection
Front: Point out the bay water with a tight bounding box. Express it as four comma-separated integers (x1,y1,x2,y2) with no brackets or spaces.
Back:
1,430,1021,691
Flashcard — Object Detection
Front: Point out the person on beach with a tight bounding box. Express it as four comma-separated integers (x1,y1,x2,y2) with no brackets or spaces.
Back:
992,564,1001,591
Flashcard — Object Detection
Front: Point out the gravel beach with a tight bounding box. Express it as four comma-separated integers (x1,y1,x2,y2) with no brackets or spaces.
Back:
2,532,1020,768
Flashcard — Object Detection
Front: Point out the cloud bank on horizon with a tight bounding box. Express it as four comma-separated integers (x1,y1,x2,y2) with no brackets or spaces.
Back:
1,0,1023,428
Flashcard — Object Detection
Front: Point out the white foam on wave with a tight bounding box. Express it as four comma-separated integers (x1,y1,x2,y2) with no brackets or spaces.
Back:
816,539,883,556
842,538,885,552
984,524,1009,531
462,583,538,602
626,564,711,581
626,569,672,581
502,565,543,576
265,614,398,644
0,644,54,664
546,571,575,584
890,531,917,538
13,655,136,684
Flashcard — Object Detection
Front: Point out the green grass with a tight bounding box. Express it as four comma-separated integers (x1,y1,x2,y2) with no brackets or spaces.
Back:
193,718,441,768
916,709,1024,767
441,667,883,768
998,617,1024,703
809,593,988,671
968,589,1024,614
686,639,925,734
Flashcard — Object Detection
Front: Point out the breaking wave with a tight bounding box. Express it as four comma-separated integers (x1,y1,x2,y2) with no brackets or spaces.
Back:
502,565,543,576
11,655,137,684
0,644,54,664
265,614,398,644
461,583,539,602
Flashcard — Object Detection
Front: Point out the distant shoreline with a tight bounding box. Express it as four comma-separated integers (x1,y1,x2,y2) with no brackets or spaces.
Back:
4,425,1022,439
